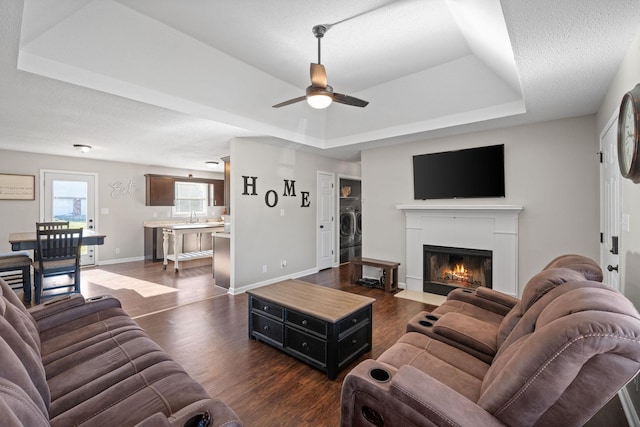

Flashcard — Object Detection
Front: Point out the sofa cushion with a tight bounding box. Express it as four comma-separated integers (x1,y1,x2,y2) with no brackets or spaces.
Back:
496,268,588,347
49,360,215,427
0,280,49,413
377,332,489,401
543,254,603,281
0,377,50,426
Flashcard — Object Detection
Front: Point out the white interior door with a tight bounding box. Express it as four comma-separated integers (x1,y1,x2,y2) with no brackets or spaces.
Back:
317,172,335,270
41,171,97,266
600,115,621,289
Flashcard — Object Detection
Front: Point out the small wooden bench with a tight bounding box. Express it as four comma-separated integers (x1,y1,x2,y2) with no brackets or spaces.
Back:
350,257,400,293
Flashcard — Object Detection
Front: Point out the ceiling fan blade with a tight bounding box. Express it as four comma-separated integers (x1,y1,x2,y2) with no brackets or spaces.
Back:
310,63,327,87
272,95,307,108
333,93,369,108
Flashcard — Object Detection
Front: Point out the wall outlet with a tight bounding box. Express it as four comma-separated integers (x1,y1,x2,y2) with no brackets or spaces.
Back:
262,265,267,273
115,248,121,254
280,259,287,268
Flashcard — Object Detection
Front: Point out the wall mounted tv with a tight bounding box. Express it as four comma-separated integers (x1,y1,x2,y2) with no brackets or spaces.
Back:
413,144,505,200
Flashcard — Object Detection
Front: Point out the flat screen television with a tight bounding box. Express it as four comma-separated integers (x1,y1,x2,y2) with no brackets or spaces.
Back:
413,144,505,200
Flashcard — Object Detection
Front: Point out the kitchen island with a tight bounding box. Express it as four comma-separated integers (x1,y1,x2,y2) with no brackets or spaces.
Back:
213,232,230,288
162,222,223,271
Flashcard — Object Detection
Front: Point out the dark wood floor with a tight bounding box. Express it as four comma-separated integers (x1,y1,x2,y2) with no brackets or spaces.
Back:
52,260,629,426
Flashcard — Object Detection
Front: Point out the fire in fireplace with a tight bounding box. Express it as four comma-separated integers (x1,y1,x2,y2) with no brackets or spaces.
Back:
423,245,492,296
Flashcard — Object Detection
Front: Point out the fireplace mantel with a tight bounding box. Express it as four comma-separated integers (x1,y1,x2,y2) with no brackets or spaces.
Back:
396,204,523,212
396,204,523,297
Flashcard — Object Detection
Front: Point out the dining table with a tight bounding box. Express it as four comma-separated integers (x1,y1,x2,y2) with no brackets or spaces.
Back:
8,229,107,251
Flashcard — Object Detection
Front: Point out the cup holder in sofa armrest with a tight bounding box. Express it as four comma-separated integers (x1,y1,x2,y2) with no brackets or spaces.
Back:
418,314,439,327
369,368,392,383
86,295,109,302
184,411,211,427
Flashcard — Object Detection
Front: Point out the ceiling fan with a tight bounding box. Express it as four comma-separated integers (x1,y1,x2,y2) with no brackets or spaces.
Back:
272,24,369,109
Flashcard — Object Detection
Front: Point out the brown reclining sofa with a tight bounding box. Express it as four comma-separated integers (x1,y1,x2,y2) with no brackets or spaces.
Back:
0,278,242,427
341,255,640,426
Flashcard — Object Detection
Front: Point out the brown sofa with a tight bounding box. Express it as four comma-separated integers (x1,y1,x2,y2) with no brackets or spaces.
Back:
341,255,640,427
405,254,604,363
0,278,242,427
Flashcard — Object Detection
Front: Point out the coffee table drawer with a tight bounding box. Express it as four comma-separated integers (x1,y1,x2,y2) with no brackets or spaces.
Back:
337,307,370,335
251,296,284,320
339,323,370,362
287,309,327,337
286,327,327,366
252,312,284,344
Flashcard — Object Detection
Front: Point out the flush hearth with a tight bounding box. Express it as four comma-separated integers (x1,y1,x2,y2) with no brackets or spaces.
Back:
423,245,492,296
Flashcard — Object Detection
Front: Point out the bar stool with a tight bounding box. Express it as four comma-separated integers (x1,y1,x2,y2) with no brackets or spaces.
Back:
0,252,32,303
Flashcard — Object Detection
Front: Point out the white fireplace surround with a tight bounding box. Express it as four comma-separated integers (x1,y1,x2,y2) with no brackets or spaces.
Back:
397,205,523,297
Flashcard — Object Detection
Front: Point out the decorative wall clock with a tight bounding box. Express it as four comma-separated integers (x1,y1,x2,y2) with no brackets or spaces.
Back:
618,84,640,183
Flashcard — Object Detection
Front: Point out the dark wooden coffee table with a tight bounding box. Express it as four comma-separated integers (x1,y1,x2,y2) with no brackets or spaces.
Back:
247,279,375,380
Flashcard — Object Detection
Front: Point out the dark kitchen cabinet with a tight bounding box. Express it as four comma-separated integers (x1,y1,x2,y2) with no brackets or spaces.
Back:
145,174,224,207
212,179,224,206
145,175,175,206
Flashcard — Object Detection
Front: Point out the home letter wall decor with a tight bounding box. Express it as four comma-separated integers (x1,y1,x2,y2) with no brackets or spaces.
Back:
241,176,311,208
283,179,296,196
242,176,258,195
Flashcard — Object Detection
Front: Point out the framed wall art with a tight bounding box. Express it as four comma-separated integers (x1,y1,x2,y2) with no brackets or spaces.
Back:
0,173,35,200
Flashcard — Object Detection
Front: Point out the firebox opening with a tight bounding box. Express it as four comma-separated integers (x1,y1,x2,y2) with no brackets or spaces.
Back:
423,245,492,296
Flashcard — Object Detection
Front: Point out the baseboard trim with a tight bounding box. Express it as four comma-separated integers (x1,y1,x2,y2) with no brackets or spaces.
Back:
229,268,319,295
97,256,145,265
620,387,640,427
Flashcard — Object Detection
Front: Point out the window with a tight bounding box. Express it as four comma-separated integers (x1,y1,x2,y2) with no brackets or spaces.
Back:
172,181,209,217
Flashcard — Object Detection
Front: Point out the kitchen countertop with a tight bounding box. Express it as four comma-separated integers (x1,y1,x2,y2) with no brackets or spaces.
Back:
143,220,224,228
164,223,224,230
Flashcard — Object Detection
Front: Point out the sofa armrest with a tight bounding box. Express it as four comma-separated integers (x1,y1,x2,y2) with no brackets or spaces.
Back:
29,294,123,332
447,287,518,316
432,312,498,356
390,365,506,427
341,360,506,427
134,399,243,427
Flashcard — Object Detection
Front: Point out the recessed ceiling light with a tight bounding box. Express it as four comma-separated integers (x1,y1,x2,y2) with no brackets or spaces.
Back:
73,144,92,153
205,161,219,168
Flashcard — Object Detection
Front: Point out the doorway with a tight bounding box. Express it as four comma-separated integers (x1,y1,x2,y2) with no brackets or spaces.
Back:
40,170,98,266
317,172,335,270
600,113,621,289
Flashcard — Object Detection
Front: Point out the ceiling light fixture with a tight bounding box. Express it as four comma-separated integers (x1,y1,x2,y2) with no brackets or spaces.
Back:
205,161,219,168
306,86,333,109
73,144,92,153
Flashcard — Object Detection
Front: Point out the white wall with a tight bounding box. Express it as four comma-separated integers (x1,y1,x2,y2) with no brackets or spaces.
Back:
0,149,222,262
230,138,360,292
361,115,600,292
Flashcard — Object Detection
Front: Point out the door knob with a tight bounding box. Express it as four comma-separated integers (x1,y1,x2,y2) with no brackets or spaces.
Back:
607,265,619,272
320,225,324,228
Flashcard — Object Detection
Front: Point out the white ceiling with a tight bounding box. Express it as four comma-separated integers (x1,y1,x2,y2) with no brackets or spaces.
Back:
1,0,639,172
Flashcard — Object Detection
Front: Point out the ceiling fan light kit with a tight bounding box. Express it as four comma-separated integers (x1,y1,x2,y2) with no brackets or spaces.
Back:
273,24,368,109
306,85,333,109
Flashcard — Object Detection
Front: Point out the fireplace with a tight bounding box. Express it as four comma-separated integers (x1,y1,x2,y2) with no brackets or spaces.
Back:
423,245,492,296
397,205,522,297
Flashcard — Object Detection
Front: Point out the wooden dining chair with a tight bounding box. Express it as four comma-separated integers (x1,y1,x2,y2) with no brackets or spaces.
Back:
36,221,70,230
33,228,83,304
34,222,71,262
